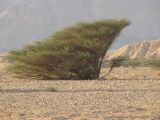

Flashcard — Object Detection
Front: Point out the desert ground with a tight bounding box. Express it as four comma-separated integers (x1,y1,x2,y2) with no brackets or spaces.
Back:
0,55,160,120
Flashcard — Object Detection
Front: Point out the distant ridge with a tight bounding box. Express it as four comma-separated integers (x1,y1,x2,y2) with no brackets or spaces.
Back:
106,39,160,60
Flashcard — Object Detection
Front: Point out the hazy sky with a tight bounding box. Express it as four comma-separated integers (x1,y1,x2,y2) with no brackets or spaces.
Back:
0,0,160,51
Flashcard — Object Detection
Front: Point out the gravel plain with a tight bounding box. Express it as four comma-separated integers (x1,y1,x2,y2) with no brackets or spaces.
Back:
0,58,160,120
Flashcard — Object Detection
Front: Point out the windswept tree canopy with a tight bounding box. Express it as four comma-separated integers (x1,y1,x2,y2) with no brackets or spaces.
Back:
7,19,130,80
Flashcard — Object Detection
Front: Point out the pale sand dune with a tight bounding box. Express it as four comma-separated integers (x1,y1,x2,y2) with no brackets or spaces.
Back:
0,58,160,119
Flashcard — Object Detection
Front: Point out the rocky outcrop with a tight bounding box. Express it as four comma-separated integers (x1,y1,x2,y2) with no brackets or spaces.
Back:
106,39,160,60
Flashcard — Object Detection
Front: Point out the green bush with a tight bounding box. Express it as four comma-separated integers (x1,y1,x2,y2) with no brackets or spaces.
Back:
108,56,130,67
144,59,160,69
101,56,130,78
120,58,144,67
7,19,130,80
106,57,160,69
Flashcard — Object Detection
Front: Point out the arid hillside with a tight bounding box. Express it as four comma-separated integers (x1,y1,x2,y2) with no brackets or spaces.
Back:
106,39,160,60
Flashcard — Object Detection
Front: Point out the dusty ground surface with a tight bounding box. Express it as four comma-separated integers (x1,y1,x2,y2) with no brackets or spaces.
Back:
0,57,160,120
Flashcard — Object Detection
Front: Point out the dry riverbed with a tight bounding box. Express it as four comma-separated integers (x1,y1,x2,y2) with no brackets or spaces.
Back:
0,59,160,119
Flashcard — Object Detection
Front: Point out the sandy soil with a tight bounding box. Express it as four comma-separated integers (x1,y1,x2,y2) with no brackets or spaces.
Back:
0,58,160,120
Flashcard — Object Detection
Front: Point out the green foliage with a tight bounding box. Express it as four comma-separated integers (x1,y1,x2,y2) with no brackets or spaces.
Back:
143,59,160,69
121,58,160,68
106,56,160,69
101,56,130,78
117,58,144,67
7,19,130,80
108,56,130,67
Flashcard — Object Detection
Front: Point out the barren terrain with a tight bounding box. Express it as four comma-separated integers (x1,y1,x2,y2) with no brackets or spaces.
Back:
0,56,160,120
106,39,160,60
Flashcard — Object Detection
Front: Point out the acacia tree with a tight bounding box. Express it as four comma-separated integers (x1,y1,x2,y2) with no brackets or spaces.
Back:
7,19,130,80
